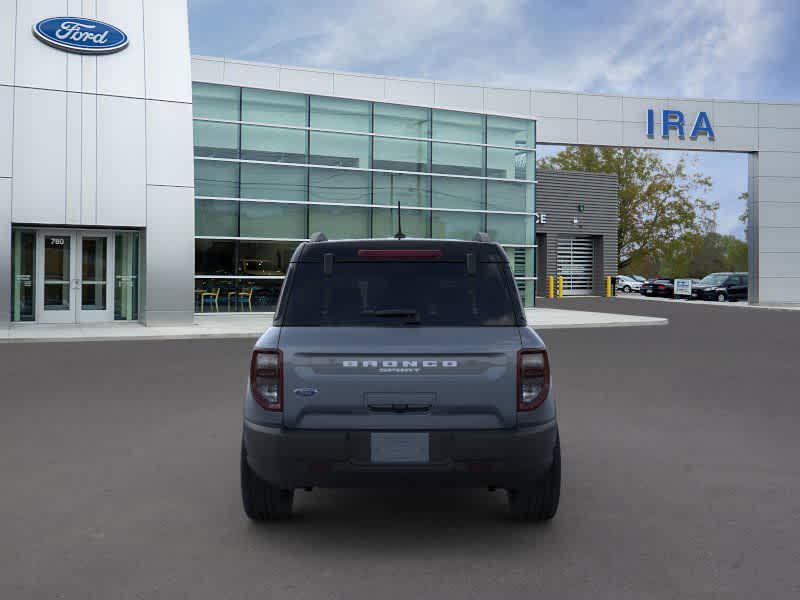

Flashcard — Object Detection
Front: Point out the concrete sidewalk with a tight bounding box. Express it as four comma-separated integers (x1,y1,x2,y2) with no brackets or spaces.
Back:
1,307,667,343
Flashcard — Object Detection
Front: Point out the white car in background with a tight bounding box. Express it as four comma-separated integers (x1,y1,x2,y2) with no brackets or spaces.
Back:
616,275,643,293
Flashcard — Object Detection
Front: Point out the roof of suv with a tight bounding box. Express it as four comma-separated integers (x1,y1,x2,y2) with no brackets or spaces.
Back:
292,238,510,262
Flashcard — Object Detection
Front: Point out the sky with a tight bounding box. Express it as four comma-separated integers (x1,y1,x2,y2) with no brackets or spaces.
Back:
188,0,800,240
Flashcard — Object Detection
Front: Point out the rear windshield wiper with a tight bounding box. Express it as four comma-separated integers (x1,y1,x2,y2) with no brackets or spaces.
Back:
361,308,421,324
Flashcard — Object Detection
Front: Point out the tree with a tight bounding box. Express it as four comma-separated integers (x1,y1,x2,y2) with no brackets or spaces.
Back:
538,147,718,271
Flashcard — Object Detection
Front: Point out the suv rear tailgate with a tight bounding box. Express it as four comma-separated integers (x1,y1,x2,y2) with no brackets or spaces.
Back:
279,326,521,430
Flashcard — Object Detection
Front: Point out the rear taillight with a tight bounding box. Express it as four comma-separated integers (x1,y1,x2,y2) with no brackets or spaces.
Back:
517,349,550,411
657,284,665,290
250,349,282,411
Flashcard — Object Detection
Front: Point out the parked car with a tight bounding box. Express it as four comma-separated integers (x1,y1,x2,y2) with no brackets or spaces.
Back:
241,235,561,522
616,274,643,293
691,272,749,302
640,279,674,297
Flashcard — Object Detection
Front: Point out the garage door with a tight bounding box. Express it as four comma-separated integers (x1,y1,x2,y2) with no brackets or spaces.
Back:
557,236,594,296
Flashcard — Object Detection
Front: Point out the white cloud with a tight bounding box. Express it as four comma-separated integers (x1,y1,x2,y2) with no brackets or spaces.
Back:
227,0,781,100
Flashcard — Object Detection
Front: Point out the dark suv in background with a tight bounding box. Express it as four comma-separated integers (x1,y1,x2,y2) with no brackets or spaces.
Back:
691,272,749,302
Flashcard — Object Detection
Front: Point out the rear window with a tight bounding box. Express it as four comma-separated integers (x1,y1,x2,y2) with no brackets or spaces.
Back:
279,261,521,327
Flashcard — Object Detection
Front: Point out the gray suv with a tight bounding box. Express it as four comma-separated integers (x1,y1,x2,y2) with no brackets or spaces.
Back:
241,236,561,521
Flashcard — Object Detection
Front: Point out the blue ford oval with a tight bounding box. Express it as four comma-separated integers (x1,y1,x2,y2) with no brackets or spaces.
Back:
33,17,128,55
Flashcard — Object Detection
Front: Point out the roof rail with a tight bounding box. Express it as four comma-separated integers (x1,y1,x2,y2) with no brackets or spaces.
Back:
309,231,328,242
473,232,491,242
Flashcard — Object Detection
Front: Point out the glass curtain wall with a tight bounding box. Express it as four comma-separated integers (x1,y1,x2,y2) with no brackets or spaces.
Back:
192,83,537,309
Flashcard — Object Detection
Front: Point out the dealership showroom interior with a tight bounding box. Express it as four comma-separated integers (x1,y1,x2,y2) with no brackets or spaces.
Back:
2,2,800,599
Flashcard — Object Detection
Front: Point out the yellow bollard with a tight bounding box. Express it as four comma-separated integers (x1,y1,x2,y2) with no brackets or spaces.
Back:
606,276,612,297
557,276,564,298
548,275,555,298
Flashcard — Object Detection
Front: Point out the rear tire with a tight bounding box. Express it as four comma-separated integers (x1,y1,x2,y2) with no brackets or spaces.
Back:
623,285,632,293
241,441,294,521
507,433,561,521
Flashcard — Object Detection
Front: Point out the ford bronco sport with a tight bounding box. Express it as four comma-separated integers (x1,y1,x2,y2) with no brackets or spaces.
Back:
241,235,561,521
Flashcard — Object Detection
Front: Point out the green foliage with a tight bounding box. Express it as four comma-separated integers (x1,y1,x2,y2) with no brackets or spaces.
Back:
538,146,718,269
622,232,748,278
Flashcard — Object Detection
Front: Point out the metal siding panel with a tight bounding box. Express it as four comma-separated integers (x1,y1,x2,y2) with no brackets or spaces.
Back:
11,87,67,224
96,94,146,225
80,91,97,224
223,60,279,89
0,85,12,178
14,0,69,90
145,184,194,324
191,57,225,83
0,0,15,86
96,0,146,98
333,73,385,101
0,178,10,324
65,91,81,223
143,0,192,102
146,99,194,187
385,78,435,107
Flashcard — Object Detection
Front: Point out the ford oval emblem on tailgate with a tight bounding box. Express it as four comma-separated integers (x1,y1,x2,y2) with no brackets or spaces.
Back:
294,388,318,397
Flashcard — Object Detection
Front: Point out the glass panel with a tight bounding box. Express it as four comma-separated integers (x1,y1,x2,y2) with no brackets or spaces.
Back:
193,121,239,158
238,241,298,276
374,103,429,137
431,177,483,210
432,110,484,143
309,168,371,204
194,278,237,313
487,214,533,245
81,237,107,310
195,240,236,275
194,278,282,313
310,96,370,131
196,199,238,237
241,125,306,163
284,262,516,327
248,279,284,312
373,137,428,172
486,148,533,180
242,88,307,126
506,247,535,278
516,279,534,308
372,207,430,238
487,181,534,212
309,131,369,168
240,163,307,201
431,211,484,240
192,83,240,121
11,230,35,322
373,173,430,207
44,235,71,311
114,232,139,321
194,160,239,197
239,202,306,238
486,116,534,148
431,142,483,176
309,205,370,239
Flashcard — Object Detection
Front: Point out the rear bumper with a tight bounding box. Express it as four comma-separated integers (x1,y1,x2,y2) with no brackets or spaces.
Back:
243,420,558,489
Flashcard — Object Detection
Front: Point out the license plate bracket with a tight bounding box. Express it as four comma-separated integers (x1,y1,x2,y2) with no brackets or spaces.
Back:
370,432,429,463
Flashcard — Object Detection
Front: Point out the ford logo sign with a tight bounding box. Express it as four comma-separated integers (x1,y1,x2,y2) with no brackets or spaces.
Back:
33,17,128,55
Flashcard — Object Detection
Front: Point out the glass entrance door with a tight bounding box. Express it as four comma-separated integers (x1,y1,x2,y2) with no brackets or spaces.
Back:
35,231,114,323
78,232,113,322
37,232,75,323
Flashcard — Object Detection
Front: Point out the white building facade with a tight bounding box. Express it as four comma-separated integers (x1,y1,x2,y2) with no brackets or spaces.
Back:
3,0,800,327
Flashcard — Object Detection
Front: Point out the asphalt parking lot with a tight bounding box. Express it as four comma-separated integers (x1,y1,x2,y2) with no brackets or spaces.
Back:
2,298,799,599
